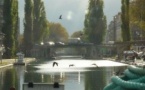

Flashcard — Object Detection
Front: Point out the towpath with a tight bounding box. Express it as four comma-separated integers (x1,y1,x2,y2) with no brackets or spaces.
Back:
0,58,36,69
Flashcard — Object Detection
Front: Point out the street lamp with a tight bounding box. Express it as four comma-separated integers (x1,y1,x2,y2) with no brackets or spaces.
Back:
0,32,5,64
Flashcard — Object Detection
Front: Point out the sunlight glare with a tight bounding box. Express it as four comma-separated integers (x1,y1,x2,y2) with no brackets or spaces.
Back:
34,59,127,73
66,11,73,20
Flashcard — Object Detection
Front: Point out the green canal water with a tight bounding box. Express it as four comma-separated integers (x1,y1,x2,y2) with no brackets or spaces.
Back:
0,58,126,90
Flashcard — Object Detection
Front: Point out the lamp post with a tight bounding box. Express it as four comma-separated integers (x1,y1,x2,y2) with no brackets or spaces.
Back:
0,32,4,64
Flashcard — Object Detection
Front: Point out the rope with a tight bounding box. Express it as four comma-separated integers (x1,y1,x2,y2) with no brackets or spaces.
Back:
103,65,145,90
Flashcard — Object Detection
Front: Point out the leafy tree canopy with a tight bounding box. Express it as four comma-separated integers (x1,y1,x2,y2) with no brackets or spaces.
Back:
84,0,106,44
130,0,145,31
44,23,69,43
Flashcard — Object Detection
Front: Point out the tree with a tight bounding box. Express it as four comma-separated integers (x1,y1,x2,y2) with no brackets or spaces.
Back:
121,0,130,42
71,31,83,38
84,0,106,44
71,31,85,54
71,30,85,42
12,0,19,55
23,0,33,56
130,0,145,39
33,0,48,44
46,23,68,43
2,0,18,58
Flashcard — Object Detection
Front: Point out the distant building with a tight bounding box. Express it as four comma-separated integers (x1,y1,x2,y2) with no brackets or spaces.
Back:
114,12,122,41
105,12,122,43
107,21,115,42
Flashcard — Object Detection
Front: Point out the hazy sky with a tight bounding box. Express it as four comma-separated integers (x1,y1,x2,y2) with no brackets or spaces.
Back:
104,0,121,24
19,0,121,35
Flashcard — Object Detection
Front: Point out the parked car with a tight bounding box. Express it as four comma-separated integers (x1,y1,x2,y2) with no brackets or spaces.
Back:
137,51,145,61
123,50,138,61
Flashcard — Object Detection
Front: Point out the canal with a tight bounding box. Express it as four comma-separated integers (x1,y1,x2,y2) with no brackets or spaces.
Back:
0,57,127,90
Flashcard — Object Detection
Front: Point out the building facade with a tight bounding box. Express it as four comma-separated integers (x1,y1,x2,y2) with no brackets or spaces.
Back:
105,12,122,43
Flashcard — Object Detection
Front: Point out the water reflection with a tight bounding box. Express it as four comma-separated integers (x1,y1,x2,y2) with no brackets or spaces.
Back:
15,66,25,90
0,59,127,90
0,66,18,90
27,60,126,90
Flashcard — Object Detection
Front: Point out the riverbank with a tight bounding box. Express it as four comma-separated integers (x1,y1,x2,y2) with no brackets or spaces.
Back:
104,57,145,67
0,58,36,69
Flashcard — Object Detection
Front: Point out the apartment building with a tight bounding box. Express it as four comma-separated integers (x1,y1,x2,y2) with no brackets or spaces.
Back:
106,12,122,43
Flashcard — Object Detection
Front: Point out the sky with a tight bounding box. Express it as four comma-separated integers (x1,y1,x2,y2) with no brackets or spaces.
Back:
18,0,121,36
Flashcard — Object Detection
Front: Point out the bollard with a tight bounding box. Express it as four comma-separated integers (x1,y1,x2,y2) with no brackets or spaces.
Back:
28,82,34,88
53,82,59,88
10,87,15,90
16,52,24,63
